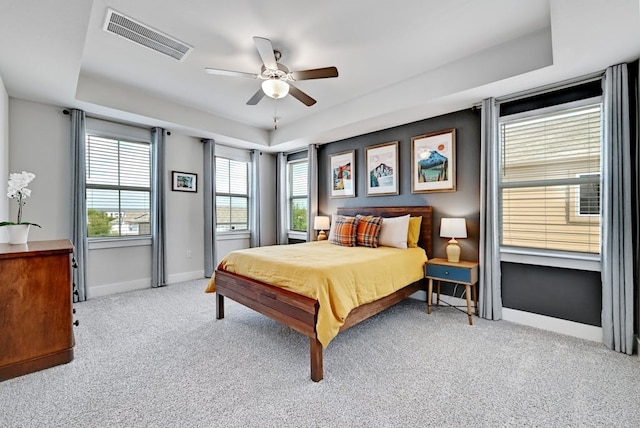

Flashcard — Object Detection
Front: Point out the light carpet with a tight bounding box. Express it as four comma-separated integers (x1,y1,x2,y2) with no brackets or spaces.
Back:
1,279,639,427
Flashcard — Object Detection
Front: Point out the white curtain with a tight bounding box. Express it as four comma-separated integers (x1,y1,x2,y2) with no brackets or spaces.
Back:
250,150,261,248
601,63,634,354
203,139,216,277
306,144,319,242
479,98,502,320
276,152,288,244
150,127,167,288
70,109,88,302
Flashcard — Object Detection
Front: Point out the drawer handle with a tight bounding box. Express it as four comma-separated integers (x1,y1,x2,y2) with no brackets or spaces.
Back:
444,271,449,275
73,320,80,327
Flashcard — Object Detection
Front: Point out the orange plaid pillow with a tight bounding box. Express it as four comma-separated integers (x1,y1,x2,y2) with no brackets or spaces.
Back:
355,215,383,248
329,215,358,247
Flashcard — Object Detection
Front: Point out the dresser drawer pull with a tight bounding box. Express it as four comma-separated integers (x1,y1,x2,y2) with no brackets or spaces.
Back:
73,320,80,327
444,271,449,275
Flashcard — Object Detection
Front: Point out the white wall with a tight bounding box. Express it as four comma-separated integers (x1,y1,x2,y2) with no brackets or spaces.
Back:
8,99,70,242
165,132,205,283
0,75,8,243
7,97,277,297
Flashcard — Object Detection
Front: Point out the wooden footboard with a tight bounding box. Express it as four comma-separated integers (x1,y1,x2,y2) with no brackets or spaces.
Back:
215,269,425,382
214,205,433,382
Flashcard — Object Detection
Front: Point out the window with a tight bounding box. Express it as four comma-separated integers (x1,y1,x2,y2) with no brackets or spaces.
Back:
288,160,308,232
86,134,151,238
499,102,602,254
215,157,249,231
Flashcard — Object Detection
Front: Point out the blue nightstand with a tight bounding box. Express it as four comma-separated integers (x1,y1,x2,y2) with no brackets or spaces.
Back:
425,258,479,325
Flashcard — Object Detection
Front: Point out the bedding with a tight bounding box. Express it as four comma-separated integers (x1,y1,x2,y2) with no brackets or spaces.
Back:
207,240,427,347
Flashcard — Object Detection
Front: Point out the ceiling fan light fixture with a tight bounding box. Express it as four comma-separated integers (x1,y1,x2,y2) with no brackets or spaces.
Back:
262,78,289,99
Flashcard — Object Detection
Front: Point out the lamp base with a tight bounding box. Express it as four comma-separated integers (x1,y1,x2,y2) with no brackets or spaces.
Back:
446,238,461,263
317,230,327,241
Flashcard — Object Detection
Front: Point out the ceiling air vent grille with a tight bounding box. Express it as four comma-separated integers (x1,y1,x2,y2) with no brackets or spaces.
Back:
103,9,192,61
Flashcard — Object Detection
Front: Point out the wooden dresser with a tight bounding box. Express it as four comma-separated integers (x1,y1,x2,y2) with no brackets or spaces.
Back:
0,239,75,381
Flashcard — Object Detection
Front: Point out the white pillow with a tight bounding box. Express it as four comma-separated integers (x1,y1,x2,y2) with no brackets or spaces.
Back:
378,214,411,249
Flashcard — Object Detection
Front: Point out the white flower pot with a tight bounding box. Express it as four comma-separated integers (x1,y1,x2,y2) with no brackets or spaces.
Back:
6,224,30,244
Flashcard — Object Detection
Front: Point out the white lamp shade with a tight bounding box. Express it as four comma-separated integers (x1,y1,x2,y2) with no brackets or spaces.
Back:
313,216,331,231
262,79,290,99
440,218,467,239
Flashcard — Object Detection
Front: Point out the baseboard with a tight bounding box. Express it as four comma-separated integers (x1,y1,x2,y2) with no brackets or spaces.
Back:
86,271,205,299
166,270,204,284
415,291,603,343
87,278,150,299
502,307,602,343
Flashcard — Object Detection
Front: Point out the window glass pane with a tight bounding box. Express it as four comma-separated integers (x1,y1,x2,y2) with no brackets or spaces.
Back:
215,158,230,194
290,161,308,197
288,160,308,232
499,103,601,254
215,157,249,232
291,197,307,232
86,136,119,186
120,141,150,187
85,134,152,238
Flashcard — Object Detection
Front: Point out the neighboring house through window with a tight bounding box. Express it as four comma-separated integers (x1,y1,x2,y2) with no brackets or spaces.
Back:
499,100,602,255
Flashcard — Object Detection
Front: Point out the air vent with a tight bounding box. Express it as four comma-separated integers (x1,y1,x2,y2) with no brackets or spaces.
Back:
103,9,192,61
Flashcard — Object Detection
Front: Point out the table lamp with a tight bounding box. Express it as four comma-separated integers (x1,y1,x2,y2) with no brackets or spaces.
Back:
440,218,467,263
314,216,331,240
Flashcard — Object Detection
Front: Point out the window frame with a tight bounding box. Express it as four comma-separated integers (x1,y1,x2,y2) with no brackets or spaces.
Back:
85,131,152,243
214,156,250,233
497,96,603,270
287,158,309,236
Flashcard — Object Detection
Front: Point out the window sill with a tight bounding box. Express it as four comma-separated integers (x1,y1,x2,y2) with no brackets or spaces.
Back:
288,231,307,241
88,236,152,250
216,231,250,241
500,247,601,272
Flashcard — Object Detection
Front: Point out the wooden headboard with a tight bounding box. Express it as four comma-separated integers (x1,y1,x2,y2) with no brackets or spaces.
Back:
336,206,433,259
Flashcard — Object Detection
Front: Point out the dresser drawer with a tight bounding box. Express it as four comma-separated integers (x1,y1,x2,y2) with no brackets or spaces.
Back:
426,263,472,283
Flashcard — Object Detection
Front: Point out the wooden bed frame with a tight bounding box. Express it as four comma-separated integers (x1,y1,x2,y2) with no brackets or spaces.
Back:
214,206,433,381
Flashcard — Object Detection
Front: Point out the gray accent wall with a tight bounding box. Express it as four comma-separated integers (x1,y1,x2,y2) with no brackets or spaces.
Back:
316,107,605,327
318,108,482,263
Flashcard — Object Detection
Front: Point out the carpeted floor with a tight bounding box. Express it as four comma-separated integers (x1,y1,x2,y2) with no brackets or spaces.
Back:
1,279,639,427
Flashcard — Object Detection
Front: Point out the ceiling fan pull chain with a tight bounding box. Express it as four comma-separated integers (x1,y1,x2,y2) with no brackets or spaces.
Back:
273,99,278,130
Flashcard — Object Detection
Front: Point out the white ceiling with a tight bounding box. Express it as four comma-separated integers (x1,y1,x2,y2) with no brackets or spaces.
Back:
1,0,639,152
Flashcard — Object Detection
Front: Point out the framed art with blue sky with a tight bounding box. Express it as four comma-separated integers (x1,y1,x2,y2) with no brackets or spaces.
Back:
411,129,456,193
366,141,398,196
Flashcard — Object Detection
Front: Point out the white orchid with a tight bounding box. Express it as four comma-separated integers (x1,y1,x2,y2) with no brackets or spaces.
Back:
1,171,41,227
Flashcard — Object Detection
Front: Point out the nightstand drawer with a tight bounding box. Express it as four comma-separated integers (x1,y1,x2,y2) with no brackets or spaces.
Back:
426,264,471,283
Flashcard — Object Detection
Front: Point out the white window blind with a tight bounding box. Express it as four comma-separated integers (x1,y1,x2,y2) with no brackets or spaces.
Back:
289,160,308,232
499,103,602,254
215,157,248,231
86,134,151,237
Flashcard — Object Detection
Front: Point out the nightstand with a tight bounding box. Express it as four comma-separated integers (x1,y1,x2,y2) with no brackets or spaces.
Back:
425,258,479,325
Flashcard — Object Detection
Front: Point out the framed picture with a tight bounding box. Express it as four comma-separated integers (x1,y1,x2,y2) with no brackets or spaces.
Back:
329,150,355,198
366,141,399,196
411,129,456,193
172,171,197,192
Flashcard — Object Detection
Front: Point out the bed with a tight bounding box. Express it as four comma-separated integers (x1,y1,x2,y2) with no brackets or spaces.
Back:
208,206,432,381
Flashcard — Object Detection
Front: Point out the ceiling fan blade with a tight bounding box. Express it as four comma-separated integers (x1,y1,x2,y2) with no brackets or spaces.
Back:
253,36,278,70
246,88,266,105
205,68,258,79
290,67,338,81
288,83,316,106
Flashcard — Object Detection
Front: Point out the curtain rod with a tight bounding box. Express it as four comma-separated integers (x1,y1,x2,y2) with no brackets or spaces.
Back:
62,109,167,133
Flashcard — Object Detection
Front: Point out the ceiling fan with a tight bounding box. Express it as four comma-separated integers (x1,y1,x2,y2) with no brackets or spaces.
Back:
205,37,338,107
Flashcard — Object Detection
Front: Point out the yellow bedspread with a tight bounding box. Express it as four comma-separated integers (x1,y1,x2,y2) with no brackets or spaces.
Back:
206,241,427,347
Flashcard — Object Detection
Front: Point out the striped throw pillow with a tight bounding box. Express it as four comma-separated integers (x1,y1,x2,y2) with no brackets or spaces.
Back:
356,215,383,248
329,215,358,247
